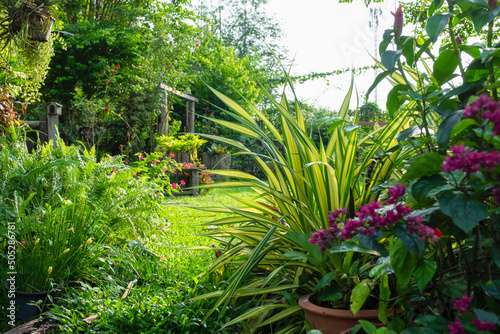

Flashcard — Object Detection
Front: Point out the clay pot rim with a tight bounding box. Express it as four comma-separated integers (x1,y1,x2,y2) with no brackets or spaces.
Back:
299,293,399,320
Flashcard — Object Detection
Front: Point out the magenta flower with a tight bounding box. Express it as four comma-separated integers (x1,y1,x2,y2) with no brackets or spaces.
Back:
171,153,175,158
172,183,177,189
139,155,144,161
448,318,465,334
493,188,500,204
113,169,117,174
180,180,186,186
386,183,406,204
473,319,497,332
453,295,472,313
133,173,137,177
328,208,347,226
442,144,500,174
116,64,120,68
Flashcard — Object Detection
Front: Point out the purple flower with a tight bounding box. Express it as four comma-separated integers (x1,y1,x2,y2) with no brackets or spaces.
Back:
328,208,347,226
386,183,406,204
442,144,500,174
448,318,465,334
463,94,500,135
493,188,500,204
473,319,497,332
453,295,472,313
309,228,337,252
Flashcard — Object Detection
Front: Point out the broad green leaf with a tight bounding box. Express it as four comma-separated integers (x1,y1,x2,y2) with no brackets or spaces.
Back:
413,259,437,292
482,280,500,299
471,8,495,34
438,278,467,298
392,224,426,257
318,285,343,302
433,49,458,85
390,240,416,293
313,271,336,291
359,320,378,334
414,315,450,332
402,37,415,66
426,14,451,43
436,110,464,149
492,245,500,269
387,84,406,116
450,118,477,138
481,48,500,63
381,50,402,74
350,282,371,315
366,71,390,98
402,152,444,183
380,29,396,55
438,191,488,233
379,274,390,324
473,309,499,325
282,251,307,260
411,174,447,202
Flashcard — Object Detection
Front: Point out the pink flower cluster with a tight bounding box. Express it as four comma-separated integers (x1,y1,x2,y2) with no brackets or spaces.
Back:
309,184,441,251
464,94,500,135
442,144,500,174
453,295,472,314
448,295,497,333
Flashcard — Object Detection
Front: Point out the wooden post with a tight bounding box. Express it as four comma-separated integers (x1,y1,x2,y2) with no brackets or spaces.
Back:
160,84,198,135
159,89,169,136
46,103,62,149
47,114,59,148
186,100,196,133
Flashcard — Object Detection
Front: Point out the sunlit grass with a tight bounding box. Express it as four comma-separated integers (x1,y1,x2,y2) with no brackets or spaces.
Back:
147,187,256,278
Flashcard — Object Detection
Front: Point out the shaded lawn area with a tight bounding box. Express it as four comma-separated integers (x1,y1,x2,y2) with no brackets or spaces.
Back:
42,187,256,333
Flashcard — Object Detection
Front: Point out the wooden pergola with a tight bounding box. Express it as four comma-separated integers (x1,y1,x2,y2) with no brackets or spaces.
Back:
159,84,199,136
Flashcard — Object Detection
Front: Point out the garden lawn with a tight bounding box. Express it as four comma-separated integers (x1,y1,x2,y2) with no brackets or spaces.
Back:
46,187,256,333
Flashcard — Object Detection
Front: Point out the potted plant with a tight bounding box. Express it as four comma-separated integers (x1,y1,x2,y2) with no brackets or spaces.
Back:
201,143,231,181
3,197,102,322
189,80,414,332
303,183,442,333
156,134,207,163
0,0,54,47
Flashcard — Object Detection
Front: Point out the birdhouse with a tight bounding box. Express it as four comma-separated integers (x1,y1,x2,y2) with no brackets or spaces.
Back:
47,102,62,115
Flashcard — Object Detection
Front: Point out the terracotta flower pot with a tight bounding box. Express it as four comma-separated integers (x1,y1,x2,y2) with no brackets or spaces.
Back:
299,293,396,334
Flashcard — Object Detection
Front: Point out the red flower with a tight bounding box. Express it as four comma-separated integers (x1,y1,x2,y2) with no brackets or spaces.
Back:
20,241,26,247
434,227,442,238
112,70,117,74
105,107,109,111
391,4,404,39
116,64,120,67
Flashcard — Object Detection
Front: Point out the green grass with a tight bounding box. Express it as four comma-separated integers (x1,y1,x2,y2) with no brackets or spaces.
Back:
33,188,257,333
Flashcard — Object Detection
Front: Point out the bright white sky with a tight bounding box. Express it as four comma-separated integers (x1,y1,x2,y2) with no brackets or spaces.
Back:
264,0,404,111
